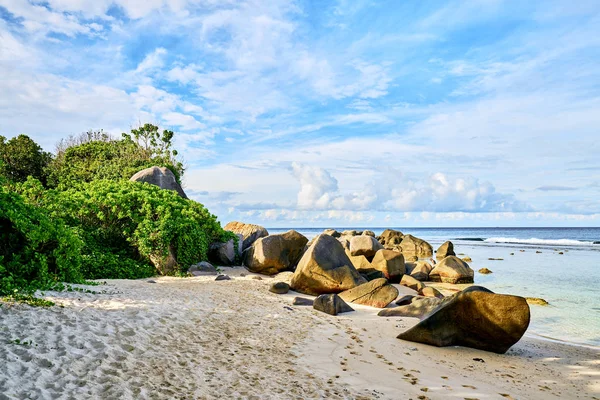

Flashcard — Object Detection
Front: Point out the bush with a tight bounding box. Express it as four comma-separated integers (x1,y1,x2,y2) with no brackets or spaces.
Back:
0,184,84,295
18,178,234,277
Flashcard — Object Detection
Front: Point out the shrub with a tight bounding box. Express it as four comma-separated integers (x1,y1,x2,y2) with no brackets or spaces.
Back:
18,178,234,277
0,184,84,296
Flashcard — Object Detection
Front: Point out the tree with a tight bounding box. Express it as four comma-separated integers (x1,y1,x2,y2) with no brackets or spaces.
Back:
0,135,52,185
124,123,179,160
47,124,184,187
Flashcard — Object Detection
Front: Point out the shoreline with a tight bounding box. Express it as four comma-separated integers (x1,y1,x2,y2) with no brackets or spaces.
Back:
1,270,599,399
524,332,600,351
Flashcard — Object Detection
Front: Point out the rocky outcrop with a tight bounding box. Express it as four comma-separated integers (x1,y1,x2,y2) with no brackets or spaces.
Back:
429,256,474,284
362,230,375,237
224,221,269,251
209,234,243,266
130,166,187,198
290,234,366,296
397,286,530,354
407,261,433,281
377,229,403,249
400,274,425,292
338,278,399,308
269,282,290,294
313,294,354,316
350,235,384,258
370,250,405,282
244,230,308,275
341,230,358,237
399,235,433,259
479,268,493,274
436,241,455,260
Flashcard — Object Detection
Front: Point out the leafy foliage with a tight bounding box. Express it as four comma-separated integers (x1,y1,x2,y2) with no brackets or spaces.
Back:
48,125,184,187
1,126,231,300
0,134,52,185
0,184,84,296
18,178,234,278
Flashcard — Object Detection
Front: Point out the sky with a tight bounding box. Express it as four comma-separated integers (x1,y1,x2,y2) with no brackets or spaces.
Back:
1,0,600,228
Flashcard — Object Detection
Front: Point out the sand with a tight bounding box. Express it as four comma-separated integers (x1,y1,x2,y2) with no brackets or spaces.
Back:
0,267,598,399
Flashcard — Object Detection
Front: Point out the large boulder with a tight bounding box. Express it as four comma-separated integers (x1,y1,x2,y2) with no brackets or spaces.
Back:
397,286,530,354
130,166,187,198
209,234,243,265
399,234,433,259
406,261,433,281
370,249,405,282
400,274,425,292
429,256,474,284
436,241,455,260
149,245,178,275
377,229,404,249
350,236,384,258
244,230,308,275
313,294,354,316
348,254,372,271
339,278,399,308
224,221,269,252
362,230,375,237
290,234,366,295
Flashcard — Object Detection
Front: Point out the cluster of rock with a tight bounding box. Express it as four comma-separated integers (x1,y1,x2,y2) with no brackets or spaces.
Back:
128,168,530,352
214,224,475,306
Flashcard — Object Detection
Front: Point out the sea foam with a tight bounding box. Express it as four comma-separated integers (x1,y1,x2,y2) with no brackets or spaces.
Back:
483,237,596,246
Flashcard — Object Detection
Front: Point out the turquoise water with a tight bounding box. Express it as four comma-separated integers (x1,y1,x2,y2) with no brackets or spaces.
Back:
269,227,600,346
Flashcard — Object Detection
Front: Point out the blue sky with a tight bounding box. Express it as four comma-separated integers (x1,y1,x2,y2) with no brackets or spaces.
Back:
1,0,600,227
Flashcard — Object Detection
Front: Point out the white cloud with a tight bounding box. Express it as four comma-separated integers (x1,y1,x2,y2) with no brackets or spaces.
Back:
0,0,100,37
135,48,167,73
291,162,339,210
161,112,205,130
288,162,527,213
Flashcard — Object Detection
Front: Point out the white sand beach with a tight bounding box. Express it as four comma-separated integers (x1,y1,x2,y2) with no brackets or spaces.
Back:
1,268,598,400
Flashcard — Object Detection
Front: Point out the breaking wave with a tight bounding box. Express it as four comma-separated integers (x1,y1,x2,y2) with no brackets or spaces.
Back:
483,237,598,246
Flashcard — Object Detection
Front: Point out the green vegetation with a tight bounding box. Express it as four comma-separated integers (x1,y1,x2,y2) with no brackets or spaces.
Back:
2,294,55,307
0,183,84,296
0,134,52,185
49,125,183,187
0,125,232,303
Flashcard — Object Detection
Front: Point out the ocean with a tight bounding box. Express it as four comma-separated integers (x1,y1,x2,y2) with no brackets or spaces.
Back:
268,227,600,347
